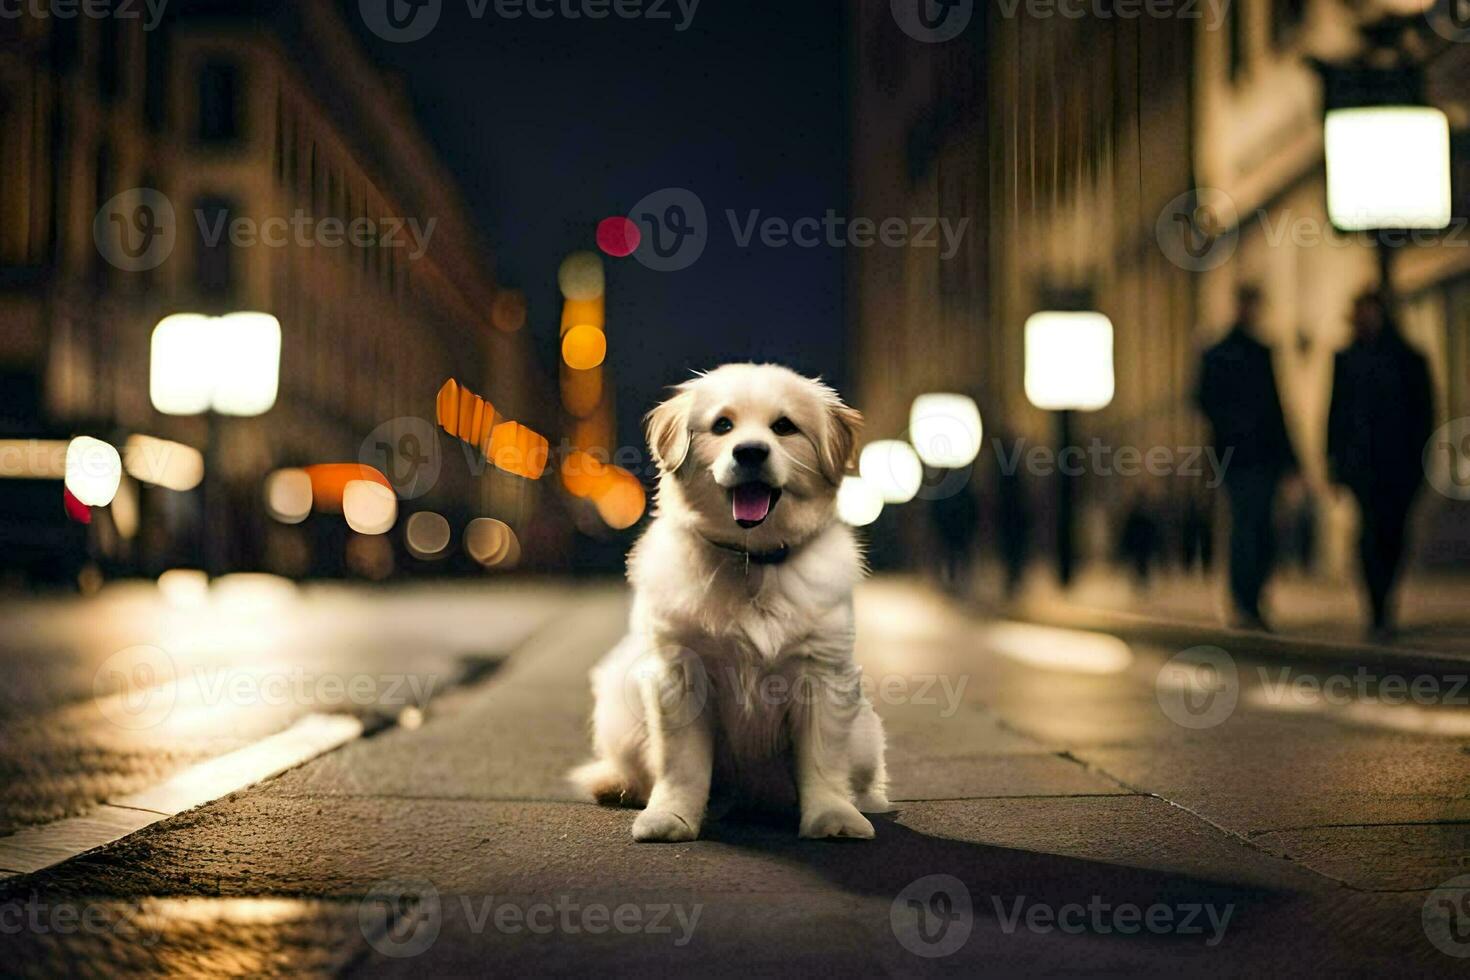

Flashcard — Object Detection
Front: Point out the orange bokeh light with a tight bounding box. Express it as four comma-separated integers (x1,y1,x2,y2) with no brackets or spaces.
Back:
488,421,549,480
561,325,607,372
491,289,528,333
560,295,605,336
303,463,392,513
561,364,603,419
594,467,646,530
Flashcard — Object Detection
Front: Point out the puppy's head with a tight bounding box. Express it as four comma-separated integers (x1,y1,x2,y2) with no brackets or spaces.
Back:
645,364,862,548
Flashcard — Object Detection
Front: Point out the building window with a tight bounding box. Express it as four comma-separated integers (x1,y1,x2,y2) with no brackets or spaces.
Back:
197,60,242,143
193,195,237,302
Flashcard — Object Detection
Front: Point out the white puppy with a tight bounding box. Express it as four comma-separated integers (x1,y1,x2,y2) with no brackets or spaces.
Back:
571,363,891,842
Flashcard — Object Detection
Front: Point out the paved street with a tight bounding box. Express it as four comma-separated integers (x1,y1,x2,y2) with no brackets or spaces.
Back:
1,578,1468,976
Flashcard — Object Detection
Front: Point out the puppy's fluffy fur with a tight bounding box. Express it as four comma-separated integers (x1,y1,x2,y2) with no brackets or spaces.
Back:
571,364,891,841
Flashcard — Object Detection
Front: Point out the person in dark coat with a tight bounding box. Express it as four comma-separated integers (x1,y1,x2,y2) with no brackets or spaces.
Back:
1327,290,1435,637
1196,287,1299,630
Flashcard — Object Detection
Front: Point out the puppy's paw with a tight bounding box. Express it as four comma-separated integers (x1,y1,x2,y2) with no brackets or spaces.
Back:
632,808,699,843
856,791,894,814
799,799,875,840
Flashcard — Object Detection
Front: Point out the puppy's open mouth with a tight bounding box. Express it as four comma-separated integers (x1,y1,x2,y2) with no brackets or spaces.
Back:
731,483,782,528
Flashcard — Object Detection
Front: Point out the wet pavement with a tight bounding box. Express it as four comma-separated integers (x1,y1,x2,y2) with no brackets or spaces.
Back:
1,578,1468,975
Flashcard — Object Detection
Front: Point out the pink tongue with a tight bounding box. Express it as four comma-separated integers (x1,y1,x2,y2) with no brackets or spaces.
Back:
732,484,773,524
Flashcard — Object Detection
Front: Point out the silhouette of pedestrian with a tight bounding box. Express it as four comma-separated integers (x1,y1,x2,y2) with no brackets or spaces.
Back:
1327,290,1434,638
1196,286,1299,630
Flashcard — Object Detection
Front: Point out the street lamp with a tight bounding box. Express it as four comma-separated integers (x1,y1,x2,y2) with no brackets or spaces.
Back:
1024,306,1115,587
1314,19,1454,298
150,311,282,576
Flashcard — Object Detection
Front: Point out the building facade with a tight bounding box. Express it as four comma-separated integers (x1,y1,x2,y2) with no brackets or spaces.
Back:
1193,0,1470,571
851,0,1467,578
851,0,1198,566
0,0,551,576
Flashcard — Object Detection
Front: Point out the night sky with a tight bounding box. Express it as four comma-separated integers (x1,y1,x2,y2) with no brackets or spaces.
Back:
344,0,852,446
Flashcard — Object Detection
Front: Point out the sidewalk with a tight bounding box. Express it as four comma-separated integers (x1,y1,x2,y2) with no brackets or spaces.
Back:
973,563,1470,668
2,581,1458,974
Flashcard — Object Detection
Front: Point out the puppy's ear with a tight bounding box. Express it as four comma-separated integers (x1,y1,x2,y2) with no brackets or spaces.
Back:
645,388,695,472
818,400,863,485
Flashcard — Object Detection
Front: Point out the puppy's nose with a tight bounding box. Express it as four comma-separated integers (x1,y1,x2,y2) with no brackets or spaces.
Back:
732,442,770,468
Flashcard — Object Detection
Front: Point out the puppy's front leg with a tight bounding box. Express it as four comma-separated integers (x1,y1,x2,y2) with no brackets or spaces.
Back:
793,660,875,840
631,650,712,843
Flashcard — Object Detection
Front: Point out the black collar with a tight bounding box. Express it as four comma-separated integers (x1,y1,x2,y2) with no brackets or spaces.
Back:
699,534,793,566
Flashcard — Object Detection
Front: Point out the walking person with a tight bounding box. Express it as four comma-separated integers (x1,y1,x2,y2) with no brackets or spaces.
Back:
1327,290,1435,639
1196,286,1299,630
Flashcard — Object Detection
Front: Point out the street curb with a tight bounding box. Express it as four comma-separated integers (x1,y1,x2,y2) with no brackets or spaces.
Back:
977,599,1470,675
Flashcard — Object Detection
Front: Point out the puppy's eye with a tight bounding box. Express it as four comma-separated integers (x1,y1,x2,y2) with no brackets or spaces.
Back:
711,417,734,436
771,417,799,436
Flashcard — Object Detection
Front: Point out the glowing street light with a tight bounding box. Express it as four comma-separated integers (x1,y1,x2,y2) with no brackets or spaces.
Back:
1313,19,1456,296
151,311,282,577
1325,106,1452,233
909,393,982,468
64,437,122,507
836,475,884,527
1025,305,1115,588
150,312,281,417
859,440,923,504
1024,311,1115,413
